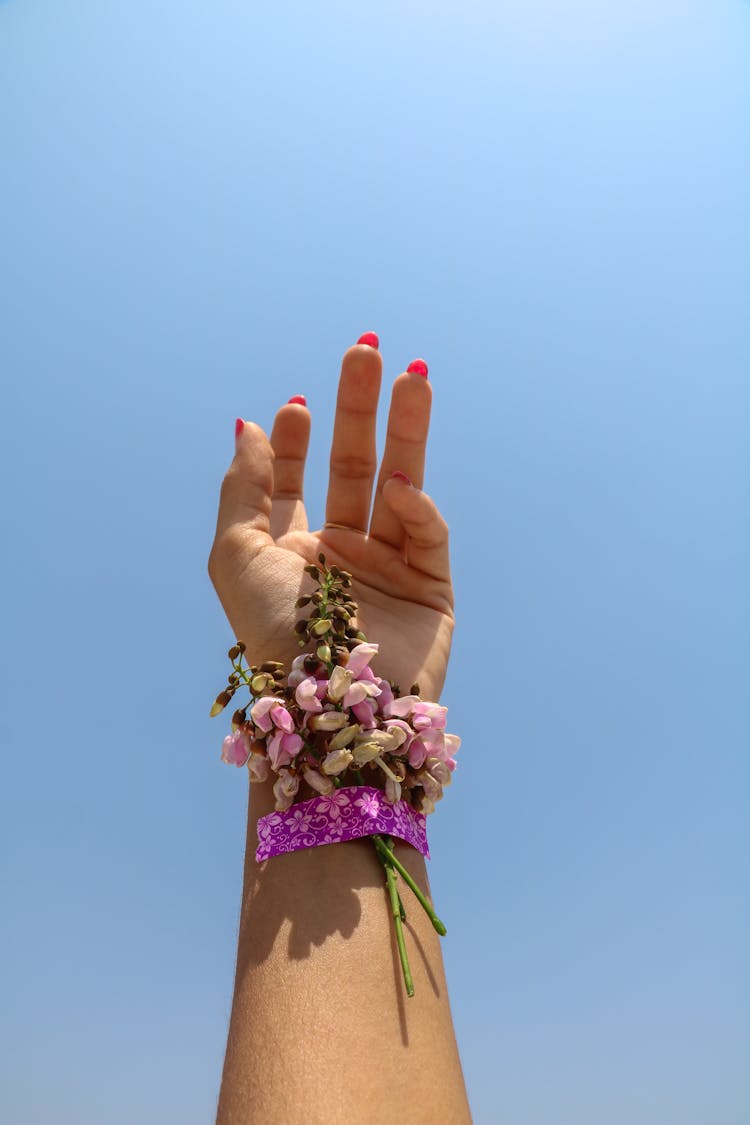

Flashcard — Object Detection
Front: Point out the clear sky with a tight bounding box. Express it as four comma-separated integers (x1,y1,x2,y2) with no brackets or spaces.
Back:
1,2,748,1122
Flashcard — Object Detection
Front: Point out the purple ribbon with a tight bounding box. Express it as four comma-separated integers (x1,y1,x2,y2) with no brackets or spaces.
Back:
256,785,429,862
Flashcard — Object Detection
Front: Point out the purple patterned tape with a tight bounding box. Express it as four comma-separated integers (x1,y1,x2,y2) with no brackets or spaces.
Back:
255,785,429,862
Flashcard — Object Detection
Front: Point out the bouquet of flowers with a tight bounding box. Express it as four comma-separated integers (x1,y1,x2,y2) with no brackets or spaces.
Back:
211,556,459,995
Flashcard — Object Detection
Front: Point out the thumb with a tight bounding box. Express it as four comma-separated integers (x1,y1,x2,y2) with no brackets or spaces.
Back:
211,419,275,567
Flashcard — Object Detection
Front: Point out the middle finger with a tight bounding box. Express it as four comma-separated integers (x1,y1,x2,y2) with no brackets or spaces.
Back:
324,341,382,532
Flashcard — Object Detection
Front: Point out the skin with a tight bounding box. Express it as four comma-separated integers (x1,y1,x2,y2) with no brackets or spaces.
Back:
209,342,472,1125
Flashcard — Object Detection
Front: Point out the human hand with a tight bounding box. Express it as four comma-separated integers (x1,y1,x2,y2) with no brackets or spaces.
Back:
208,336,453,703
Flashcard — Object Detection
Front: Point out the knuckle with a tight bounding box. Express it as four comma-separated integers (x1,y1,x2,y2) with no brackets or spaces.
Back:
208,525,247,578
329,454,377,482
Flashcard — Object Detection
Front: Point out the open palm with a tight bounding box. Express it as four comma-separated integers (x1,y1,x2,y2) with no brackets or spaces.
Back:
208,339,454,703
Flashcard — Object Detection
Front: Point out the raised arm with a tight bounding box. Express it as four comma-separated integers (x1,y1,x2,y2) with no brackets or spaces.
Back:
208,337,471,1124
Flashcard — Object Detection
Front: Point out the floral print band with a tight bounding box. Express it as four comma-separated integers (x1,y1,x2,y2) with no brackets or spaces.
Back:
256,785,429,862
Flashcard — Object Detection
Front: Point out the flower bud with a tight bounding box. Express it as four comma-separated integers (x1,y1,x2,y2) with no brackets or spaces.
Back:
419,770,443,803
351,741,382,766
303,767,334,795
428,760,452,786
385,758,407,782
384,777,402,804
327,665,353,703
250,673,272,694
311,618,332,637
322,748,354,776
328,723,359,751
228,645,240,661
210,690,232,717
231,708,247,731
309,710,349,732
273,769,299,810
316,644,331,663
246,753,270,783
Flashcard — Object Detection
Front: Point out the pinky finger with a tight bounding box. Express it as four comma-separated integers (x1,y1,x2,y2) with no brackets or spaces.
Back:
381,474,451,583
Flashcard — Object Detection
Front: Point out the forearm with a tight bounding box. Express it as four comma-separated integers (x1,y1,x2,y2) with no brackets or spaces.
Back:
216,783,471,1125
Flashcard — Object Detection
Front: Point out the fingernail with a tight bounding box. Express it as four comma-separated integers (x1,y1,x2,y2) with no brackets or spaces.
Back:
407,359,428,378
288,395,307,406
391,470,413,486
235,418,244,439
357,331,380,349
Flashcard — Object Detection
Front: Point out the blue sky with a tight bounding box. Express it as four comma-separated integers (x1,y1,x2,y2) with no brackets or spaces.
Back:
1,2,748,1122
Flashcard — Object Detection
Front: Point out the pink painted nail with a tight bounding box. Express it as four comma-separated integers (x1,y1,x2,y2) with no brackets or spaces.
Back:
357,331,380,349
235,418,244,439
391,470,413,486
406,358,428,378
288,395,307,406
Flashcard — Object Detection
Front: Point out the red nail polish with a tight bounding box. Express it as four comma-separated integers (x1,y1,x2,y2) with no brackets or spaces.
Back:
391,470,413,486
357,331,380,349
235,418,244,438
288,395,307,406
406,359,428,378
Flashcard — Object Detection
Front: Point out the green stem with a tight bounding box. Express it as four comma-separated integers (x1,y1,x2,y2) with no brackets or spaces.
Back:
373,835,447,936
380,849,414,997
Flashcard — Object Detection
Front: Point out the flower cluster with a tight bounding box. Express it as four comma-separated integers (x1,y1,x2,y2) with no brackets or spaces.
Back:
210,553,456,998
212,557,459,814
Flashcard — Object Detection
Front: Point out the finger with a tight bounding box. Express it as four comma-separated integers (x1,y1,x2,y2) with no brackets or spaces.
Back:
210,420,275,571
369,366,432,547
269,397,311,538
381,474,451,583
325,342,382,532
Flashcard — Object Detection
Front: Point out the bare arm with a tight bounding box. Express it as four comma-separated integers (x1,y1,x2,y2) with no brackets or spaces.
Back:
209,338,471,1124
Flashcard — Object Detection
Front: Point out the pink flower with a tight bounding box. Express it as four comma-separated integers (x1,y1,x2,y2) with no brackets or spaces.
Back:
351,699,376,729
295,676,323,713
250,695,280,733
342,680,381,709
346,642,379,678
412,701,447,731
267,730,304,770
221,730,250,767
383,694,420,720
270,703,294,733
375,679,395,713
432,733,461,765
407,729,445,770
